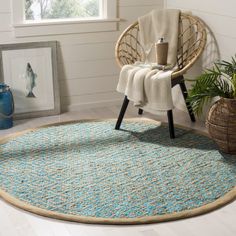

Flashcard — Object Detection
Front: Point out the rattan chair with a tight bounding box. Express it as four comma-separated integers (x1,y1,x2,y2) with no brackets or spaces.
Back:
115,13,207,138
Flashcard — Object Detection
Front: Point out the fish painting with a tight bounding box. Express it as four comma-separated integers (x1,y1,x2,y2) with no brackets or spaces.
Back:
24,63,37,98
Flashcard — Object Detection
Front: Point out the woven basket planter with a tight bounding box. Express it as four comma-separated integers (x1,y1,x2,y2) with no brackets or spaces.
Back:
206,98,236,154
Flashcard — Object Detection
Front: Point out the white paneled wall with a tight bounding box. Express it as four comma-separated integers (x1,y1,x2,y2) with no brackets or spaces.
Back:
1,1,235,114
165,0,236,65
0,0,163,112
164,0,236,115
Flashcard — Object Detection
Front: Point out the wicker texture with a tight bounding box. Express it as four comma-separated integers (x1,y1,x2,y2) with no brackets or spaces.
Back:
206,98,236,154
115,13,207,79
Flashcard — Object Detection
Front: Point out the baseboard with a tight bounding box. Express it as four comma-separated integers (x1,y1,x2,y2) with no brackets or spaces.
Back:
62,99,123,112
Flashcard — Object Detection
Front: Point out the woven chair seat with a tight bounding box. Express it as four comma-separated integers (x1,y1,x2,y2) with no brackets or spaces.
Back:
115,13,207,79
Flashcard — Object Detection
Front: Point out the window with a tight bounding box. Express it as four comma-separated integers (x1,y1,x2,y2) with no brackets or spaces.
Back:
25,0,102,21
12,0,118,37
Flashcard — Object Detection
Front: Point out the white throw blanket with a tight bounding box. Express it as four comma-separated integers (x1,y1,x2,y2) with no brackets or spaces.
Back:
117,63,174,111
138,9,180,65
116,9,180,113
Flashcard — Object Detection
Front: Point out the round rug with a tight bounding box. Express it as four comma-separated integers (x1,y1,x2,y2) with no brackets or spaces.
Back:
0,119,236,224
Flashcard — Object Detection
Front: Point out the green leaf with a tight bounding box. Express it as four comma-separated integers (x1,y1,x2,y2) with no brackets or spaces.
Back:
186,55,236,116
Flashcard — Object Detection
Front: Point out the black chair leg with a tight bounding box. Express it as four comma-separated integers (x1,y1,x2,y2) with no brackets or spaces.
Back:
179,81,196,122
167,110,175,139
115,96,129,130
138,109,143,115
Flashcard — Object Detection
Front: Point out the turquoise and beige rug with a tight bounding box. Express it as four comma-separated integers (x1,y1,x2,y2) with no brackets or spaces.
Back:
0,119,236,224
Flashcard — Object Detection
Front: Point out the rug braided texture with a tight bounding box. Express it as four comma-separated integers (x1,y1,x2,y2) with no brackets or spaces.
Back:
0,120,236,221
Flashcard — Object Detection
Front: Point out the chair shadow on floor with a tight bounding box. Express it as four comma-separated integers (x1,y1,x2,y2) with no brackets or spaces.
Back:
119,125,217,151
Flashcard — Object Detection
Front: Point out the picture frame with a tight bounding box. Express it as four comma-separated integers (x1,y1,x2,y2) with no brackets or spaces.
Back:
0,41,60,119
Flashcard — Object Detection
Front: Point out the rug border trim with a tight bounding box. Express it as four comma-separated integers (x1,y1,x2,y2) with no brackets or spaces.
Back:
1,187,235,225
0,118,235,225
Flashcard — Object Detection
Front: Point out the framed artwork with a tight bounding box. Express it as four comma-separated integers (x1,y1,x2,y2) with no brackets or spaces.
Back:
0,41,60,119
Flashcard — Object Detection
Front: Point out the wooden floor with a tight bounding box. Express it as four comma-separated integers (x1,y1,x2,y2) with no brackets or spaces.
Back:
0,105,235,236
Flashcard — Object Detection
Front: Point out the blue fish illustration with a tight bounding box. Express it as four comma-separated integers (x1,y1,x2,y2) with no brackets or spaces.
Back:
25,63,37,98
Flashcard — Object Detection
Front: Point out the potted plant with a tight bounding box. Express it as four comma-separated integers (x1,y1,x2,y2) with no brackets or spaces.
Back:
187,55,236,154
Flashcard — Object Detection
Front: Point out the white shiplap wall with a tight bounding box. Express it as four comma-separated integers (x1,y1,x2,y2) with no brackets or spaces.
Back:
164,0,236,114
165,0,236,61
0,0,164,112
